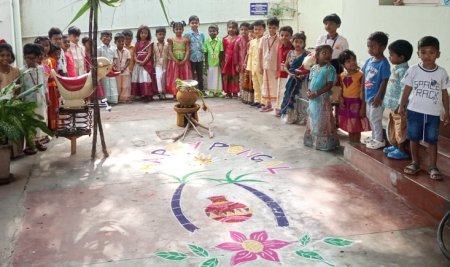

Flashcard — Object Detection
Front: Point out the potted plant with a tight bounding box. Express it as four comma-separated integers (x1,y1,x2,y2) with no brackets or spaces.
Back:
0,72,51,184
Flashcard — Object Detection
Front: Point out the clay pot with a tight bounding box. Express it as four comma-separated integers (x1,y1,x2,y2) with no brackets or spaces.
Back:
205,196,253,223
176,90,199,107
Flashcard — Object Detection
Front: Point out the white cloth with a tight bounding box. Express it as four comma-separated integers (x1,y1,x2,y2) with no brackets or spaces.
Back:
401,63,450,116
262,69,277,101
207,66,222,92
316,34,349,59
69,42,86,75
101,77,119,104
366,103,385,142
155,66,166,94
276,77,288,109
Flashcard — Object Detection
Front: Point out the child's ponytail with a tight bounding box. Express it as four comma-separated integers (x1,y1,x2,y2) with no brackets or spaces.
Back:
170,21,176,27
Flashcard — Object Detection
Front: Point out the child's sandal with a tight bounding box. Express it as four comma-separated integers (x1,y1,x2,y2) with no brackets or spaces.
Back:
428,165,443,180
404,161,421,175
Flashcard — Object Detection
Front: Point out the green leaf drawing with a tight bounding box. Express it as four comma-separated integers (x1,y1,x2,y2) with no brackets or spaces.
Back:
201,257,219,267
154,252,188,261
295,250,335,266
300,234,311,246
323,238,355,247
187,244,209,257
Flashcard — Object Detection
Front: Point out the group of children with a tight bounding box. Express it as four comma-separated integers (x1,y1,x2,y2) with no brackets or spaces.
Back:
0,13,449,180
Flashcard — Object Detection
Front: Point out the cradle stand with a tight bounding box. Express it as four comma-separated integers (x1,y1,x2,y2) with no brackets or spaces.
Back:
55,107,92,155
172,104,213,141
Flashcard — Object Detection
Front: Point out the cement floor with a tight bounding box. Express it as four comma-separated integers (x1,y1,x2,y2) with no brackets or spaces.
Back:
1,98,449,267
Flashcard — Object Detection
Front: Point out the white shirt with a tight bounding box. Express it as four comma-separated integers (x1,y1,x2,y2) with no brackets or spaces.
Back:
401,63,450,116
316,34,349,59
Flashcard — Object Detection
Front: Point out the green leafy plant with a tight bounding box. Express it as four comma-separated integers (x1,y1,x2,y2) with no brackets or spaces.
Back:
267,0,298,24
0,72,52,148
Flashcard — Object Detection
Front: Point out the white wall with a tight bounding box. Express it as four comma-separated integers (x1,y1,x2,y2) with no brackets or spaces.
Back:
297,0,342,50
20,0,298,45
341,0,450,70
0,0,14,44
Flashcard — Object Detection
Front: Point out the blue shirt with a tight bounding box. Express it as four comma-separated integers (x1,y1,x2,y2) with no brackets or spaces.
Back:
382,62,409,110
362,57,391,102
184,30,205,62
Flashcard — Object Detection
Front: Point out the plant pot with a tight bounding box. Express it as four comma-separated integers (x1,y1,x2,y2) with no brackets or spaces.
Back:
177,90,199,107
0,145,12,179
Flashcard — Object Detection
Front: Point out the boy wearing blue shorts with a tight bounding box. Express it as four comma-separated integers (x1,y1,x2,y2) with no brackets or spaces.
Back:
399,36,450,180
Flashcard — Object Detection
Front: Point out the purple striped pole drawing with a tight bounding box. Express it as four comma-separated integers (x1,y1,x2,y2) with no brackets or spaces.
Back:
201,170,290,227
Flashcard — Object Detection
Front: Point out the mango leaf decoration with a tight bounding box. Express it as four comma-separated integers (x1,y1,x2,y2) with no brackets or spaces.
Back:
154,251,188,261
295,250,335,266
323,238,355,247
201,257,219,267
300,234,311,246
187,244,209,257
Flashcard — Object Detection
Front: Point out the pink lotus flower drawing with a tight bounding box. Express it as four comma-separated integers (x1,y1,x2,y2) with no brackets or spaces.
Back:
216,230,292,265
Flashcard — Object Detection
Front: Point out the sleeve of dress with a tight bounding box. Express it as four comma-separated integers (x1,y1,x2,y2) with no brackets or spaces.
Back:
327,66,337,85
342,38,349,50
233,39,240,65
381,60,391,79
400,67,413,87
441,68,450,90
219,40,224,52
316,35,323,47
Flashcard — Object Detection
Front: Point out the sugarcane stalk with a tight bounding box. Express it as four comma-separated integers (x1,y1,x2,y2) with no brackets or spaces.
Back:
184,114,203,137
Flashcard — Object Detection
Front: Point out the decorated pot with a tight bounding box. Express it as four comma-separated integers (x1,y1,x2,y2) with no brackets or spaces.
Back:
176,90,199,107
205,196,253,223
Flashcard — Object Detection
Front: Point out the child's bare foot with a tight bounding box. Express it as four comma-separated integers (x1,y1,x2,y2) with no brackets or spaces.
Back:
225,93,232,99
173,95,177,101
232,93,238,99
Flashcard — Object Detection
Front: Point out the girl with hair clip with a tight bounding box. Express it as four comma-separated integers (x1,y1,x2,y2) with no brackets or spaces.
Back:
222,20,241,99
304,44,340,151
337,49,370,144
166,21,193,100
279,31,309,124
131,25,157,102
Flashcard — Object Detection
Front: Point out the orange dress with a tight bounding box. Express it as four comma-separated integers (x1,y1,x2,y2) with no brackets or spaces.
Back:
47,57,60,131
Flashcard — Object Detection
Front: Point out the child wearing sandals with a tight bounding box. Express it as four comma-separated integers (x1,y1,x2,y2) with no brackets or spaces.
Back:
382,40,413,159
337,50,371,143
399,36,450,180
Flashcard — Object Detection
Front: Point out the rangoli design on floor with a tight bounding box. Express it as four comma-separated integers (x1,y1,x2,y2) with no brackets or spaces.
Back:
205,196,253,223
161,170,289,232
151,230,357,266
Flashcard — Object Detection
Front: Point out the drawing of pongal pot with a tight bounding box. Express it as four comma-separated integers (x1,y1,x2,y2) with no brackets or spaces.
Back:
205,196,253,223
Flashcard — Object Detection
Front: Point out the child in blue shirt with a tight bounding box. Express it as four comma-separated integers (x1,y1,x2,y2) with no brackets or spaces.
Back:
399,36,450,180
184,15,207,96
382,40,413,159
361,32,391,149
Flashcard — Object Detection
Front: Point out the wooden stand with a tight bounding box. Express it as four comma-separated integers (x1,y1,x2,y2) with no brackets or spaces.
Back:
55,107,92,155
64,136,82,155
174,104,200,127
172,104,213,142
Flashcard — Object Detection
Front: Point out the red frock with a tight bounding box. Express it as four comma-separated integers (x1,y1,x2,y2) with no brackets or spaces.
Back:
221,36,240,94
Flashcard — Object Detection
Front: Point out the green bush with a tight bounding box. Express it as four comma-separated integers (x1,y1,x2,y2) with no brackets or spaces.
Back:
0,70,52,148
